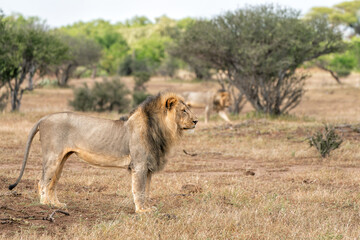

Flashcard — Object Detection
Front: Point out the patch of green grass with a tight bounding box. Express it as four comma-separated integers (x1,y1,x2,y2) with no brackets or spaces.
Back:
243,111,315,122
36,78,60,89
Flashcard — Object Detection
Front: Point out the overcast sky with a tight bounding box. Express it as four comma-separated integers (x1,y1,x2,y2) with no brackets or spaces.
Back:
0,0,343,28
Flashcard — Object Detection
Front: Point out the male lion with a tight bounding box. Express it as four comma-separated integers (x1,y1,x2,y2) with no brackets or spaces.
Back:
8,92,198,213
182,90,231,124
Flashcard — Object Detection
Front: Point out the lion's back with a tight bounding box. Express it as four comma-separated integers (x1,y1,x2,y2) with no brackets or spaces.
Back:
182,91,213,108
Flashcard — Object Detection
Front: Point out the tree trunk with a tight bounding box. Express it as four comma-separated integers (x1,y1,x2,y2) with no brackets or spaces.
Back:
58,64,73,86
9,66,30,111
28,64,36,90
91,65,97,79
10,82,20,111
232,93,245,114
319,65,341,84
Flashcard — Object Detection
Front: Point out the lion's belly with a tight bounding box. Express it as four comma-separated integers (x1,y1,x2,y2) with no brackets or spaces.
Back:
74,149,131,168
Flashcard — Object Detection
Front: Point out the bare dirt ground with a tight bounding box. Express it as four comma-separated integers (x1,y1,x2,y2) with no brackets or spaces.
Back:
1,69,360,239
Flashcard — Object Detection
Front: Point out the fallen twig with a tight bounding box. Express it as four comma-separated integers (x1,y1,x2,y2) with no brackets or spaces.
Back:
0,191,21,197
0,206,16,211
183,149,197,156
0,217,29,225
43,210,70,222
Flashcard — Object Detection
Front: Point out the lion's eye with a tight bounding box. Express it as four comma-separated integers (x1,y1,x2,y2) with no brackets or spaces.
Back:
182,109,186,113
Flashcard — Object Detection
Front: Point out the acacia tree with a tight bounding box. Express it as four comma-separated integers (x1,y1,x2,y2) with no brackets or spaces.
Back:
1,14,68,111
307,0,360,35
60,20,129,75
54,34,102,86
0,12,13,110
306,0,360,83
173,5,344,115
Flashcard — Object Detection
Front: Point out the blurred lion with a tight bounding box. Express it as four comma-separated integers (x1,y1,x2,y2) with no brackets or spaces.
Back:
8,92,198,213
182,90,231,124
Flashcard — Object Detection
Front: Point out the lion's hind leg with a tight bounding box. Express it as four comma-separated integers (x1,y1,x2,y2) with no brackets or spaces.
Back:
39,150,71,208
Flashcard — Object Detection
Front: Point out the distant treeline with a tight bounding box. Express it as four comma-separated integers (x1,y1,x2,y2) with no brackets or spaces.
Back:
1,1,360,113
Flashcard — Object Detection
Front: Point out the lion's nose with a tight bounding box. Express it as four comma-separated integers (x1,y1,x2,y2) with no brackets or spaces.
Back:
193,120,198,125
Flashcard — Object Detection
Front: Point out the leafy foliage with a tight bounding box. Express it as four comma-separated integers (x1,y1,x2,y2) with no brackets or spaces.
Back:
308,37,360,83
172,5,345,115
60,20,129,75
132,90,151,107
53,34,102,86
60,16,196,78
133,72,151,91
69,84,96,111
118,54,150,76
69,77,130,113
131,72,151,107
0,13,69,111
308,125,343,158
307,0,360,35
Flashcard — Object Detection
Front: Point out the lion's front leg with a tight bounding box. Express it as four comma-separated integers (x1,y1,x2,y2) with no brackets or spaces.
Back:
204,105,210,124
146,171,152,200
218,110,231,123
131,166,152,213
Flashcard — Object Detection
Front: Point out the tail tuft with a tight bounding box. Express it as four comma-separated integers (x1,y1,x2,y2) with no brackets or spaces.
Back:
8,183,17,190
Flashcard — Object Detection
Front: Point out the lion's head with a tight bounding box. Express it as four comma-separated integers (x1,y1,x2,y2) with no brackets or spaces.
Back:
129,92,197,171
161,92,198,133
132,92,198,140
213,90,231,111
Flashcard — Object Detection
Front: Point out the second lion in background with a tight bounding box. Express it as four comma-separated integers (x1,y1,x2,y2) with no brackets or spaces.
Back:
182,90,232,124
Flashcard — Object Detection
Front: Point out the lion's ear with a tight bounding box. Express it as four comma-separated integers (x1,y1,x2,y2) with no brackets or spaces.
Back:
165,97,178,110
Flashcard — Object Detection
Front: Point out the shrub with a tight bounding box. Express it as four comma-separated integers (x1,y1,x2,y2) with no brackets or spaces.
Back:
308,125,343,158
37,78,59,88
118,55,151,76
132,90,151,107
157,56,180,77
92,78,131,112
172,5,344,115
133,72,151,91
70,77,130,113
69,84,96,111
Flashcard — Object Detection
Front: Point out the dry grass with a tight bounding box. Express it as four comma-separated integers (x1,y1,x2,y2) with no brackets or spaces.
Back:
1,69,360,239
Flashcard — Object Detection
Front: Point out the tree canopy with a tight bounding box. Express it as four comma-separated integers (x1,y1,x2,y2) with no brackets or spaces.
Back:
172,5,345,115
307,0,360,35
0,13,69,111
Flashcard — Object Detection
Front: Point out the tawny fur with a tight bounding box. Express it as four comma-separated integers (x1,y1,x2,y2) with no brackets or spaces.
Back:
182,90,231,124
9,92,198,213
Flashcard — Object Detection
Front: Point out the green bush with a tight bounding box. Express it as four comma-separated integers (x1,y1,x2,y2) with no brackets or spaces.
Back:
37,78,59,88
157,56,180,77
133,72,151,91
329,53,357,77
69,84,96,111
118,55,151,76
70,77,130,113
92,78,131,112
308,125,343,158
132,90,151,107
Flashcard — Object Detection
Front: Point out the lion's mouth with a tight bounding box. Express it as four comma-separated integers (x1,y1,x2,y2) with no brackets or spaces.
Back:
182,126,196,130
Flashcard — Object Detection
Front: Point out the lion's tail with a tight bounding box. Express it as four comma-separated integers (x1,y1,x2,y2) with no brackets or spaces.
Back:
8,118,44,190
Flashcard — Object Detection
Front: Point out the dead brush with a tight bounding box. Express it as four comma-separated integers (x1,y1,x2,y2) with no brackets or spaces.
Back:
308,124,343,158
